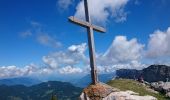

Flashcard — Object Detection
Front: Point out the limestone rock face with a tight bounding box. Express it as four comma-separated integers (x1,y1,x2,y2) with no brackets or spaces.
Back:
142,65,170,82
116,65,170,82
79,83,157,100
151,81,170,97
102,91,157,100
166,92,170,98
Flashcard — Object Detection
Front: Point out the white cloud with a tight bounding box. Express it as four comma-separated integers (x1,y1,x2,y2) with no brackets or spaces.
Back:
0,61,145,79
0,63,60,79
74,0,129,24
0,37,146,78
6,27,170,78
37,36,145,74
58,66,83,74
0,64,38,78
57,0,74,10
0,43,88,78
43,43,88,68
42,56,58,69
97,36,144,66
95,36,145,72
97,61,146,73
38,68,53,75
146,27,170,58
68,43,87,54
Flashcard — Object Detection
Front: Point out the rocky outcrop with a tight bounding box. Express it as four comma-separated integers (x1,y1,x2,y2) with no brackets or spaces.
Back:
79,83,118,100
103,91,157,100
151,81,170,98
143,65,170,82
79,83,157,100
116,65,170,82
116,69,142,79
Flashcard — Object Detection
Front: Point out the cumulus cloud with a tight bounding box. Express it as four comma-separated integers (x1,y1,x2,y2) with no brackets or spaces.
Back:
74,0,129,24
0,64,38,78
42,36,145,74
0,43,88,78
97,36,144,66
6,29,170,78
43,43,88,68
58,66,83,74
84,60,146,74
1,34,150,78
0,63,63,79
0,65,84,79
57,0,74,10
146,27,170,58
97,61,146,73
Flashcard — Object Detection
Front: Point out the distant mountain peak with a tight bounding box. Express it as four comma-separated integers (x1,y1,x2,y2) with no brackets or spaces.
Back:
0,77,41,86
116,64,170,82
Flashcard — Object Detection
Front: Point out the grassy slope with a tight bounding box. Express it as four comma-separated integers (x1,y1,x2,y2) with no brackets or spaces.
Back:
107,79,169,100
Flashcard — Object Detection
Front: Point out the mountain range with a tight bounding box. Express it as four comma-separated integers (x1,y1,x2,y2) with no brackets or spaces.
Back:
0,81,82,100
116,65,170,82
0,77,41,86
0,73,116,88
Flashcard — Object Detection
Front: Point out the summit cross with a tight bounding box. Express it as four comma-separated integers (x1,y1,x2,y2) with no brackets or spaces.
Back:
68,0,106,85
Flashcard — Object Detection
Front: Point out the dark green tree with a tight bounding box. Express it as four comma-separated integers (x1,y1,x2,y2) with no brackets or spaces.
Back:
51,94,57,100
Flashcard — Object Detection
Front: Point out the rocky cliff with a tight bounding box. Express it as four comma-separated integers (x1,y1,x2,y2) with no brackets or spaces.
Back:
143,65,170,82
116,65,170,82
116,69,142,79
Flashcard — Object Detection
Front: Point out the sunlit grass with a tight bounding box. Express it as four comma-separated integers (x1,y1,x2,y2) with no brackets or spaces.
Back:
107,79,169,100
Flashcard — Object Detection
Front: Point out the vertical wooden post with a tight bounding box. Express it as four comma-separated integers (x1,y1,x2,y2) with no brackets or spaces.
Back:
84,0,98,84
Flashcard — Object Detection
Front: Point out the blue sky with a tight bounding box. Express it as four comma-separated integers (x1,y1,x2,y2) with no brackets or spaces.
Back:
0,0,170,79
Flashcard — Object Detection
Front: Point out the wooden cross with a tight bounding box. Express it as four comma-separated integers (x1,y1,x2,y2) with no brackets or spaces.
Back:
68,0,106,85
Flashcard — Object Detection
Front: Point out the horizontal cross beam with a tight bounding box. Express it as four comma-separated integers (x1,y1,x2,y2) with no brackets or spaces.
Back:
69,16,106,33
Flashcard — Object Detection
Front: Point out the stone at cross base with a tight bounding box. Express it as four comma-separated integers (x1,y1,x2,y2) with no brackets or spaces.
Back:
79,82,118,100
